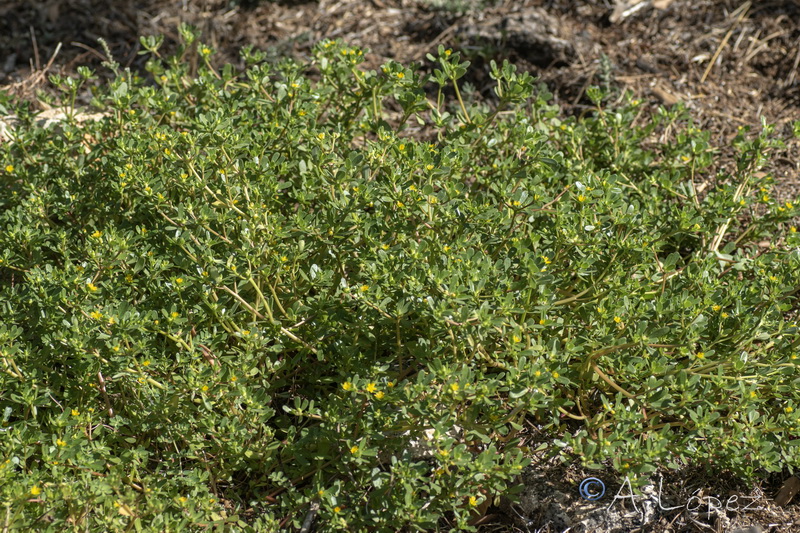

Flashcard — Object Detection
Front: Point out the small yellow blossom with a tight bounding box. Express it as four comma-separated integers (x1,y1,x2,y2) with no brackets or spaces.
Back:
90,311,103,320
350,446,359,455
381,244,389,250
539,319,546,325
365,382,377,393
791,226,797,233
541,256,551,265
396,72,405,79
360,285,369,292
87,282,98,292
91,230,102,238
426,164,434,171
374,391,385,400
318,133,325,140
170,312,179,318
534,370,541,377
577,194,586,203
696,352,705,359
552,371,559,379
334,506,342,513
201,385,209,392
30,486,42,496
712,305,721,312
613,316,622,324
71,409,79,416
512,335,522,343
721,312,729,318
179,496,188,503
444,49,452,57
387,381,394,388
142,360,150,367
56,439,66,447
786,406,795,414
4,165,14,173
469,496,478,507
450,383,460,392
230,376,237,382
175,278,184,284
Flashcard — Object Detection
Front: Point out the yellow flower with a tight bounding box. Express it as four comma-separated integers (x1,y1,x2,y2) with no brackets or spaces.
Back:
696,352,705,359
613,316,622,324
342,381,353,391
350,446,359,455
786,406,794,414
71,409,79,416
397,200,405,208
539,319,546,325
541,256,551,265
534,370,541,377
170,312,179,318
444,49,452,57
175,278,184,284
360,285,369,292
721,312,729,318
381,244,389,250
469,496,478,507
179,496,188,503
552,372,559,379
577,194,586,203
201,385,209,392
142,360,150,367
396,72,405,79
230,376,237,382
163,148,171,155
426,164,434,171
398,144,405,151
90,311,103,320
91,230,102,238
450,383,460,392
5,165,14,173
712,305,721,312
365,382,377,393
374,391,385,400
334,506,342,513
791,226,797,233
387,381,394,388
87,282,98,292
318,133,325,140
30,486,42,496
56,439,66,447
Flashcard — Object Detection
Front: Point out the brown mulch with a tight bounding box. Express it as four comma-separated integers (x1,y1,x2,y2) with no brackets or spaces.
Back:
2,0,799,531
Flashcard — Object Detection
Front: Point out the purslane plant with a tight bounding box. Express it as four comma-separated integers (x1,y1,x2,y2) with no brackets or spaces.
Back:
0,27,798,531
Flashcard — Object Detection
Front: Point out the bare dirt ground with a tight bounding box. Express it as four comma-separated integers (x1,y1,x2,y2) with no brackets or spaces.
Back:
2,0,799,531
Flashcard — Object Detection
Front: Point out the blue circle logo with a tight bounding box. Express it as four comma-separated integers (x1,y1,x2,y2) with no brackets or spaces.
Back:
579,477,606,501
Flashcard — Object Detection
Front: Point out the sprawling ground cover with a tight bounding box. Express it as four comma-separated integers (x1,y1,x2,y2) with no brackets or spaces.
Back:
1,29,798,531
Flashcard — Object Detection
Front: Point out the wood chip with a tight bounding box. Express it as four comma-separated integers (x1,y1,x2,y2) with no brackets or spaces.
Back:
775,475,800,506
